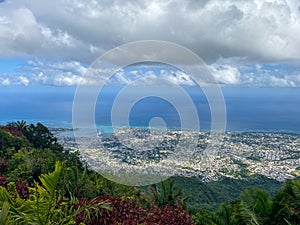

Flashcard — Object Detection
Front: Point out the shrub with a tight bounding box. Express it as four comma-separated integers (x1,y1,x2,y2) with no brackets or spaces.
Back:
75,196,194,225
0,175,29,200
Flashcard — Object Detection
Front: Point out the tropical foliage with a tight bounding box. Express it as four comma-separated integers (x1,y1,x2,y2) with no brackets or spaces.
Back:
192,179,300,225
0,121,299,224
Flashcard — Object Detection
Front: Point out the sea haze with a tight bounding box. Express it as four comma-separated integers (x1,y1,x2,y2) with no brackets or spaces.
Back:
0,85,299,134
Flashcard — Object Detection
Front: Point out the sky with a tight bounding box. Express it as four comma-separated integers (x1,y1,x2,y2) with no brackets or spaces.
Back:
0,0,300,87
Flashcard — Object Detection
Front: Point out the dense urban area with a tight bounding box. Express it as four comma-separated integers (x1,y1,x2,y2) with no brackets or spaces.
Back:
57,128,300,182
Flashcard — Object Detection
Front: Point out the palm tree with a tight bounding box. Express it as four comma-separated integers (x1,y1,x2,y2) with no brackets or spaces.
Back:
147,178,187,209
15,120,27,132
271,179,300,225
213,203,233,225
232,188,272,225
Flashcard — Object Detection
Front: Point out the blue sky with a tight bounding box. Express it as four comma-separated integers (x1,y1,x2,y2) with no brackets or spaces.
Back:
0,0,300,87
0,58,26,74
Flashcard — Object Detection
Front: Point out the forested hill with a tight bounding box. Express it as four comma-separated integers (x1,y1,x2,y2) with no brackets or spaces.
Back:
0,121,299,224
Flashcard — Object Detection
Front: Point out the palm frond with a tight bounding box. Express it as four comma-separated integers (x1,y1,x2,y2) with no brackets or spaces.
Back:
39,161,63,197
0,201,11,225
0,187,12,205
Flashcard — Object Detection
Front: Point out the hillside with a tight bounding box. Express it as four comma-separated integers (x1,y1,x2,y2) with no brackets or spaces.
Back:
0,121,299,224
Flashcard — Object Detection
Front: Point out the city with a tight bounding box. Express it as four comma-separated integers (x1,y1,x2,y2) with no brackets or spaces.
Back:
56,128,300,182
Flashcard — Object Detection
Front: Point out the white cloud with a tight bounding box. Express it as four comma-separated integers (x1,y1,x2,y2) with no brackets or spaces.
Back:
0,0,300,87
40,26,75,47
1,77,11,86
240,70,298,87
161,70,196,86
0,74,30,86
210,64,241,84
0,7,42,57
19,76,29,86
1,57,300,87
0,0,299,63
289,74,300,84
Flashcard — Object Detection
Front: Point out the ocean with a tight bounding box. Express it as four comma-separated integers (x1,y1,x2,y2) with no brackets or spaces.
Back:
0,85,299,134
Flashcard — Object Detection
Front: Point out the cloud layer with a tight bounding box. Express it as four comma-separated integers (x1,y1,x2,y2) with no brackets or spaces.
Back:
1,0,300,62
1,59,300,87
0,0,300,87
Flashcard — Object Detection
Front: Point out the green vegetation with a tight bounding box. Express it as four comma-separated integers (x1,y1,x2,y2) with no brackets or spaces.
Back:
192,180,300,225
0,121,299,224
174,175,281,211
